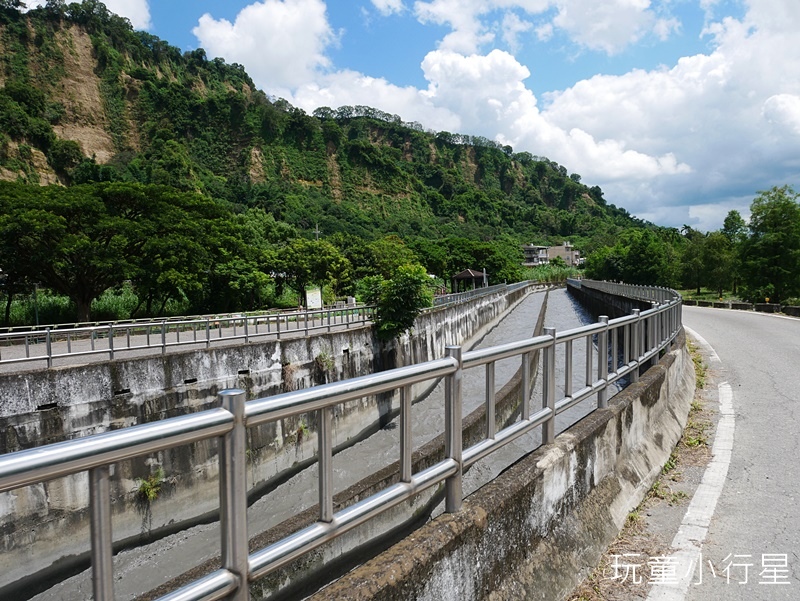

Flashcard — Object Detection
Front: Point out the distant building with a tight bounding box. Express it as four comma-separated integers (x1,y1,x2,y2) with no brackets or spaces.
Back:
521,245,549,266
521,241,583,267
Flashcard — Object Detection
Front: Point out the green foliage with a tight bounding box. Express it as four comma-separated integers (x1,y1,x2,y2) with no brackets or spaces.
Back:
372,263,434,340
739,185,800,303
47,138,83,173
522,264,581,284
135,467,164,504
585,228,678,287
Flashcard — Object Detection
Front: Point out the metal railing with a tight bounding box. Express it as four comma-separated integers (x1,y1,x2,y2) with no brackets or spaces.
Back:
0,281,542,369
0,282,682,600
433,283,507,306
0,305,376,368
569,278,678,304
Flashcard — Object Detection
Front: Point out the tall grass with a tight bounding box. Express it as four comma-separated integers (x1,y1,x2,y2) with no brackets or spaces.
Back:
523,265,582,284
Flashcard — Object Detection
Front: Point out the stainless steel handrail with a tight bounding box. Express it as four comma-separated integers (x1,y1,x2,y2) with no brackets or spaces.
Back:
0,280,683,600
0,305,377,368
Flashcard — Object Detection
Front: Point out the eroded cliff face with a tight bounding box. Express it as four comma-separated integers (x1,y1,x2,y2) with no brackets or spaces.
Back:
48,25,116,163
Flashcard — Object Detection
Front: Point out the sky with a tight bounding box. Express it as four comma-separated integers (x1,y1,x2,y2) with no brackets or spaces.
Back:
30,0,800,231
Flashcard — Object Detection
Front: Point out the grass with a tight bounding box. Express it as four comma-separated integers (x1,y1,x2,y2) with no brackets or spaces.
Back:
687,340,707,389
522,264,582,284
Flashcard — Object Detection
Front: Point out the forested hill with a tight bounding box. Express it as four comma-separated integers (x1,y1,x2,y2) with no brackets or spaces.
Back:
0,1,657,324
0,1,644,241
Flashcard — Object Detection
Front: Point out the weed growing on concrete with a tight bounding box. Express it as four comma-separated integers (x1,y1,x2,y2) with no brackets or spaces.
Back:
136,467,164,503
661,450,679,475
134,467,165,537
295,420,310,444
687,340,707,389
648,480,688,505
315,351,335,373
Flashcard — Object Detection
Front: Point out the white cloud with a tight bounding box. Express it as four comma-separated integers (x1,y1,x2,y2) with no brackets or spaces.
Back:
192,0,336,92
762,94,800,136
371,0,405,16
501,12,533,51
411,0,677,55
551,0,657,54
103,0,151,29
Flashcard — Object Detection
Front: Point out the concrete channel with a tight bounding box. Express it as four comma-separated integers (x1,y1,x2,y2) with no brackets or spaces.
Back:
23,287,602,601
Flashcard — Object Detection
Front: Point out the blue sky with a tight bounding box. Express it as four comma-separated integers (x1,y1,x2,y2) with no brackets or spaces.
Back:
32,1,800,231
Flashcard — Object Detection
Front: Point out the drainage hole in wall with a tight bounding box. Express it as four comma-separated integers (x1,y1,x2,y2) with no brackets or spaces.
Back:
184,378,198,385
238,369,251,375
113,389,131,396
36,402,58,411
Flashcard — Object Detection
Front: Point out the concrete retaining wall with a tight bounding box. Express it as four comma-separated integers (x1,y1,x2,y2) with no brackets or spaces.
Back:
309,330,694,601
565,282,653,318
0,284,539,594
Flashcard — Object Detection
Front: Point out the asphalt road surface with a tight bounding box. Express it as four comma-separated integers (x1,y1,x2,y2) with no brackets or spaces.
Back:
681,306,800,600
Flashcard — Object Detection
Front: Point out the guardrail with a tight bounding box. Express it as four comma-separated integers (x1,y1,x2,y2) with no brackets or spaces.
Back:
0,281,682,600
0,305,376,368
433,283,507,306
0,281,542,369
568,278,678,304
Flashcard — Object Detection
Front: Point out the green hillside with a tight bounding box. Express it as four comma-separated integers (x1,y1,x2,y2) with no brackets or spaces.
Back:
0,1,654,324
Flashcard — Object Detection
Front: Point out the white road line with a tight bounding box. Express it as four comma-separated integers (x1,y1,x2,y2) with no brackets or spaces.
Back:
646,327,735,601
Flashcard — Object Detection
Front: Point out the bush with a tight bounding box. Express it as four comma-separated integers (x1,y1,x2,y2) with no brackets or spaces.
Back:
372,264,433,340
47,138,83,172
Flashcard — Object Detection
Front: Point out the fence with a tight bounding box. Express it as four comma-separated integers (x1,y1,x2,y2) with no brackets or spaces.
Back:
0,305,376,368
0,281,540,369
0,281,682,600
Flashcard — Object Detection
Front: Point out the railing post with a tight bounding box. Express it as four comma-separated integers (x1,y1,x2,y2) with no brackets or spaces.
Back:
319,405,333,522
650,301,659,354
89,465,114,601
206,318,211,349
46,328,52,368
161,321,166,355
444,346,463,513
598,316,609,408
244,316,249,343
564,339,573,399
631,309,640,383
485,362,496,439
219,389,250,601
542,327,556,444
521,351,531,420
108,324,114,360
400,385,413,482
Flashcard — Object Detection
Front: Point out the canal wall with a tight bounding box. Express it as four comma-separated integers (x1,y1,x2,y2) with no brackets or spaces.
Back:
0,284,541,595
307,295,695,601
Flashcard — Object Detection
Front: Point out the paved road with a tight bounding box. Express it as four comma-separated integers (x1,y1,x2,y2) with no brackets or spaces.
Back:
681,306,800,600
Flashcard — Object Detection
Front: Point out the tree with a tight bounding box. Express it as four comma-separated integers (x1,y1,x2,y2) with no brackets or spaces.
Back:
680,226,705,294
586,228,677,287
721,209,747,294
702,232,733,297
277,239,351,307
740,186,800,303
29,184,140,321
372,263,433,340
